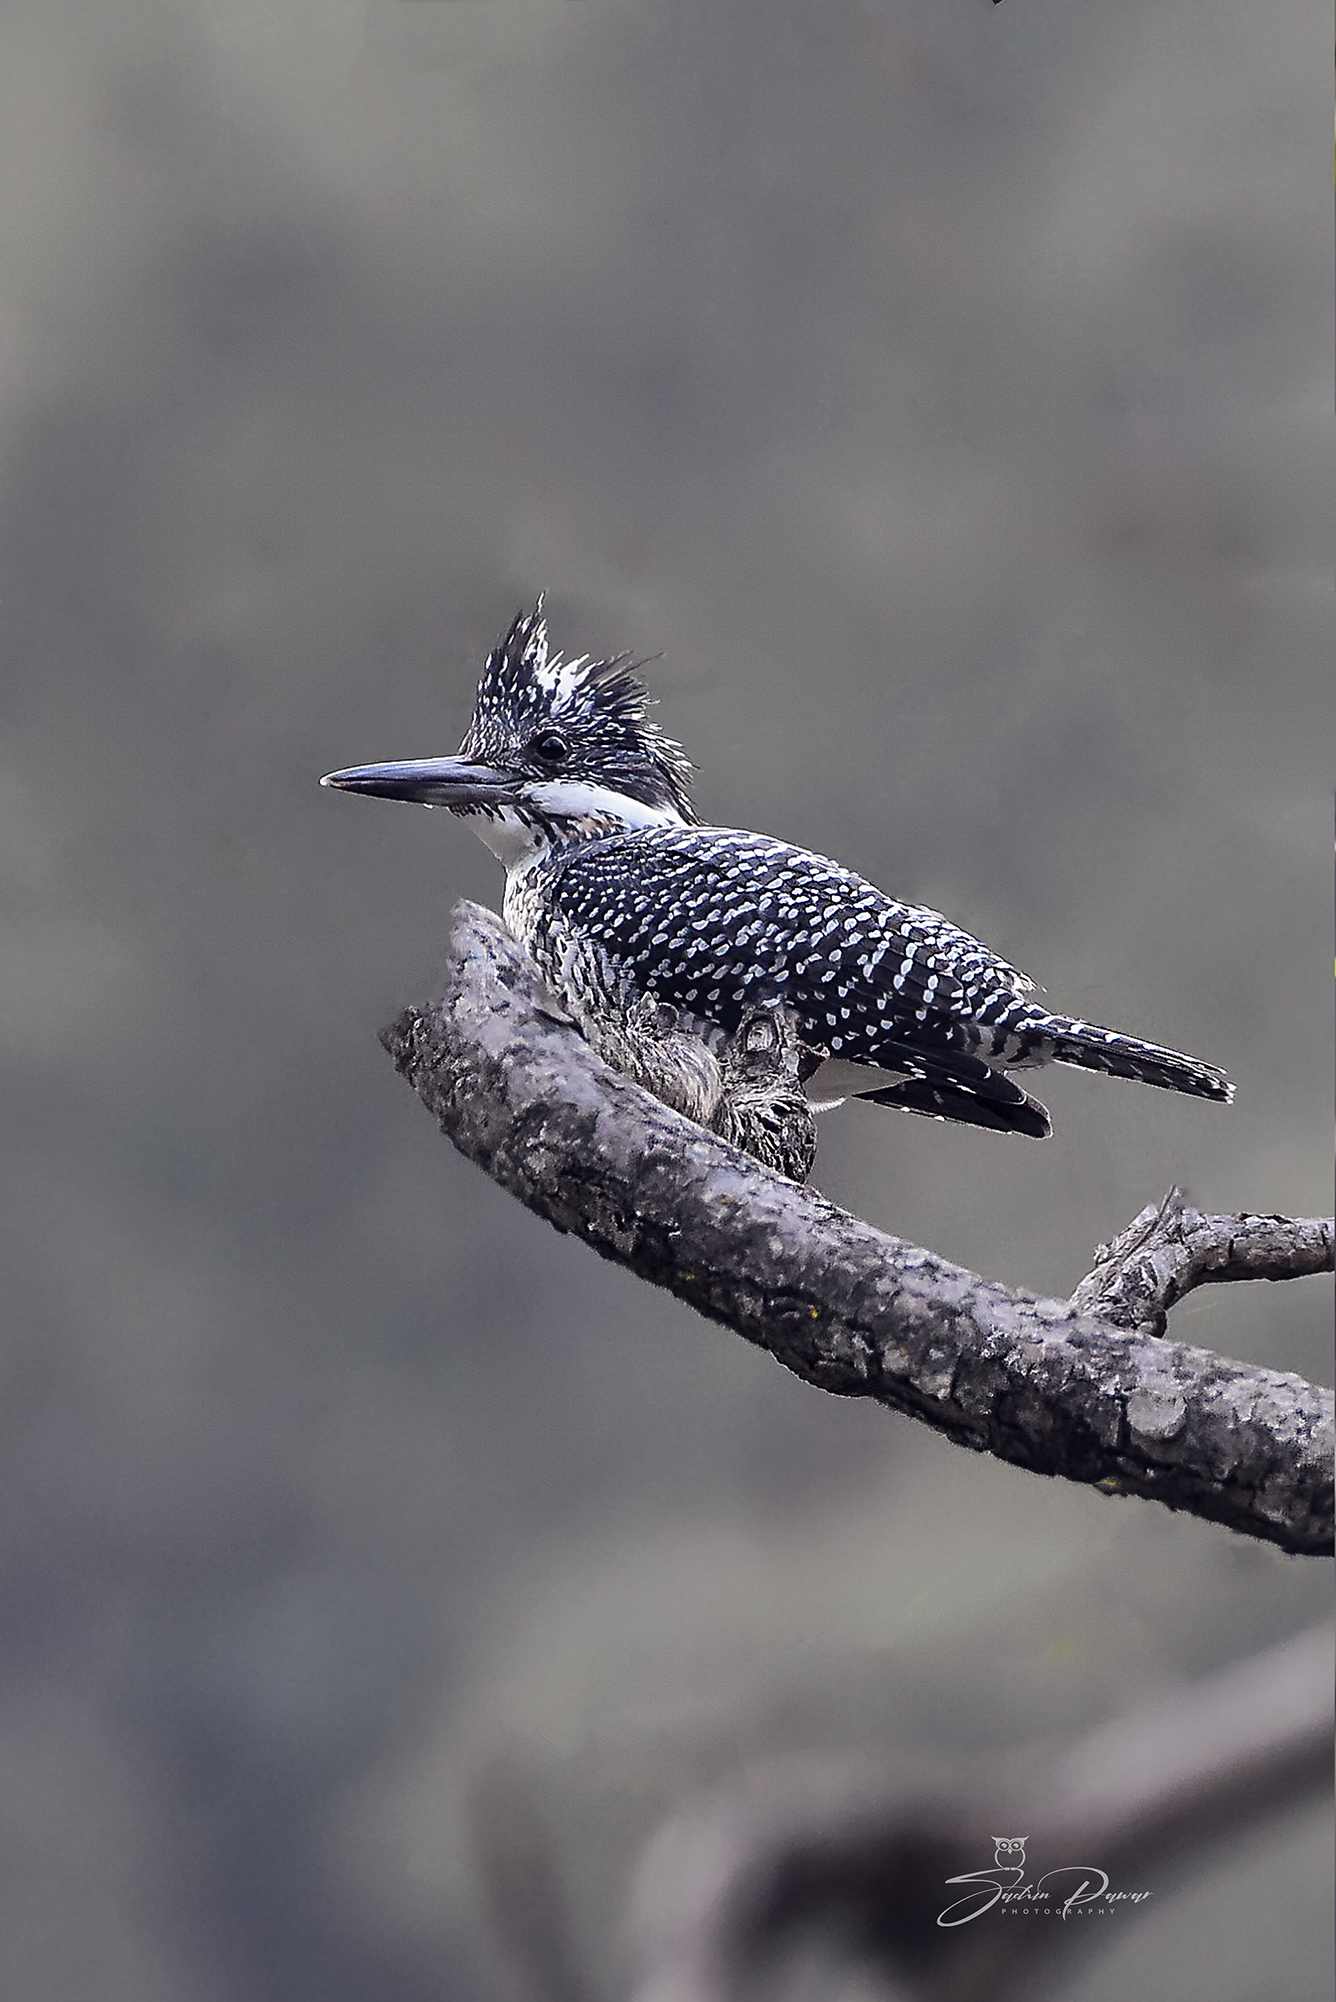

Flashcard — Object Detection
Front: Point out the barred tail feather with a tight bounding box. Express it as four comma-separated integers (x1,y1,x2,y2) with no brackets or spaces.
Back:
1040,1017,1233,1102
853,1040,1054,1137
862,1075,1052,1138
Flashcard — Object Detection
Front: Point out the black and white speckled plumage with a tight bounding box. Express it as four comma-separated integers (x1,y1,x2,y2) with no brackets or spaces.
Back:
323,601,1233,1144
460,598,696,824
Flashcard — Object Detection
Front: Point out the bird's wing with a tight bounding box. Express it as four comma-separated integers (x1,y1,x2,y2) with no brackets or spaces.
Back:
548,830,1017,1044
545,829,1049,1136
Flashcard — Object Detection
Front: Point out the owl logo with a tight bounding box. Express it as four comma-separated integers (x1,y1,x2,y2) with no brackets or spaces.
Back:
993,1836,1028,1870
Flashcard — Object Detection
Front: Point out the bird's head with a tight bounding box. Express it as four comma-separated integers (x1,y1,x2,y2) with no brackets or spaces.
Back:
322,598,696,864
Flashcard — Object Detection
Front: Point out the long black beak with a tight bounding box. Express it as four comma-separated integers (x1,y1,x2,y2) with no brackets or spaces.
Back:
320,756,520,807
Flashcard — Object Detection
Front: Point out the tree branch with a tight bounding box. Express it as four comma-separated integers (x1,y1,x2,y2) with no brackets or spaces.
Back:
1070,1187,1334,1335
380,903,1334,1557
623,1622,1335,2002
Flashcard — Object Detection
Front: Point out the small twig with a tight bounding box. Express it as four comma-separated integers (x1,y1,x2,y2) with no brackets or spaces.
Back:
380,902,1334,1557
1070,1188,1334,1335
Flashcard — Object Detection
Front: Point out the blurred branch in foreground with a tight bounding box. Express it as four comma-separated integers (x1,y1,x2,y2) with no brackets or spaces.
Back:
381,903,1334,1558
621,1622,1333,2002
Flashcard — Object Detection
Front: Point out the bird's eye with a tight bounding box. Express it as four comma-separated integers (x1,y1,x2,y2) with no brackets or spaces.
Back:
530,731,569,764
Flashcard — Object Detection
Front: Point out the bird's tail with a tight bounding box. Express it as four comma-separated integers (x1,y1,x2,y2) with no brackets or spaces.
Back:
861,1074,1052,1138
1028,1014,1233,1102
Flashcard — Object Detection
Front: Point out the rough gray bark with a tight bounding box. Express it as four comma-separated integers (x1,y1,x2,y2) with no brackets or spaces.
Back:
1070,1186,1334,1335
381,902,1334,1558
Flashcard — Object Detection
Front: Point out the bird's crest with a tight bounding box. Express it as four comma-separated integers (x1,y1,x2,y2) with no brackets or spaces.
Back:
462,597,697,820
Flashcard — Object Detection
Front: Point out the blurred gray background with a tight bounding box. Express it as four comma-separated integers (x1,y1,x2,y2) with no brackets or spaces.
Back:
0,2,1330,1998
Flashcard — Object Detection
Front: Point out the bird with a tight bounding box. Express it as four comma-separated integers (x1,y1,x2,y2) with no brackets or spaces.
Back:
711,1005,818,1182
322,598,1231,1169
585,992,818,1181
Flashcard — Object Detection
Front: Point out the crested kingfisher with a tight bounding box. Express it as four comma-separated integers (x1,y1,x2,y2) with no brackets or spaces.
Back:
322,599,1231,1174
